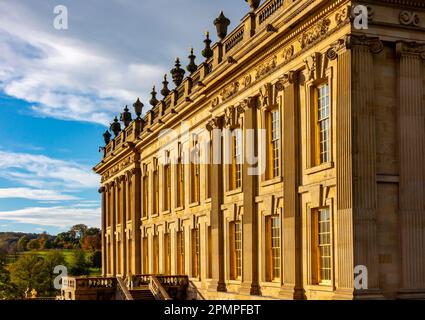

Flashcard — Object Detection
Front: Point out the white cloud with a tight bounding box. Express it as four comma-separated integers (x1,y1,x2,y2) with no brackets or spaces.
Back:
0,206,100,228
0,188,79,201
0,1,166,125
0,150,98,189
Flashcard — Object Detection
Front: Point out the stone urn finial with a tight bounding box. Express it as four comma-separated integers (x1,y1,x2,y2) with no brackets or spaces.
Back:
245,0,261,11
149,86,159,107
171,57,185,87
214,11,231,40
133,98,144,119
110,116,122,137
187,48,198,74
201,31,213,59
160,74,171,97
120,105,132,127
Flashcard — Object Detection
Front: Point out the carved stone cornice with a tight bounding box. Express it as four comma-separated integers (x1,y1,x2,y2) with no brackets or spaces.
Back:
396,41,425,59
346,35,384,54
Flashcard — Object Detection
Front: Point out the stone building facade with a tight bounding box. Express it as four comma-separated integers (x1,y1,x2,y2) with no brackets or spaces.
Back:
94,0,425,300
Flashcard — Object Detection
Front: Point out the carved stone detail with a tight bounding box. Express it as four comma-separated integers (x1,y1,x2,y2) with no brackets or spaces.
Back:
346,35,384,54
304,52,327,81
220,82,240,101
335,6,349,25
299,18,331,49
224,106,239,129
259,83,274,111
255,55,277,80
400,10,420,26
282,45,294,62
206,117,221,131
396,41,425,59
326,37,348,60
243,74,252,88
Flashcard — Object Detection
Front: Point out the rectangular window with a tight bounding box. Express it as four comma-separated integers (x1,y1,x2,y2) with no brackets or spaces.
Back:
177,230,185,274
152,169,159,215
230,131,242,190
142,174,149,218
208,226,212,278
143,236,149,274
190,145,200,203
153,235,159,274
267,109,280,179
230,221,242,280
312,208,332,285
316,84,330,165
192,228,200,278
176,158,184,208
270,215,281,280
164,164,171,211
164,233,171,275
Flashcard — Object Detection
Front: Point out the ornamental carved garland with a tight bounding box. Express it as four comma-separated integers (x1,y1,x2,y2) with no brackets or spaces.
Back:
299,18,331,49
220,81,240,101
255,55,277,80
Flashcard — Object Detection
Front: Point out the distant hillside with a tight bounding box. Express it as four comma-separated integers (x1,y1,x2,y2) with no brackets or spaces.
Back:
0,232,40,254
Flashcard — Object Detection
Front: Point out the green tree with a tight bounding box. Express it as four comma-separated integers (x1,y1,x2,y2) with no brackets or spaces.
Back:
86,250,102,269
17,235,29,252
9,254,48,297
69,250,89,276
27,239,41,251
0,253,17,299
42,251,66,295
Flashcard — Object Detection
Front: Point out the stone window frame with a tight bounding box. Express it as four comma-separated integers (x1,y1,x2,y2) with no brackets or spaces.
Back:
305,197,335,290
305,63,335,174
223,204,243,284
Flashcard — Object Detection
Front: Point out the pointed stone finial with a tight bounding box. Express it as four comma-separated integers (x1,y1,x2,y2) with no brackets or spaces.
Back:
110,116,121,137
202,31,213,59
161,74,170,97
133,98,144,119
245,0,261,11
214,11,231,40
187,48,198,74
170,57,185,87
150,86,159,107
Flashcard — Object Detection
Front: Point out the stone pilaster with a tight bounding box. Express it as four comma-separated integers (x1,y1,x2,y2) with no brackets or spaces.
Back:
396,41,425,298
327,38,355,299
206,117,227,292
348,35,383,298
239,97,260,296
130,168,142,274
99,186,106,276
110,181,116,276
277,72,305,300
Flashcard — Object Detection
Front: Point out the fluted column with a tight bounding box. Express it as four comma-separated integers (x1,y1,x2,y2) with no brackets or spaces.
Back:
349,35,383,297
278,72,304,299
327,38,355,298
131,168,142,274
206,117,226,292
239,97,260,296
110,181,116,276
396,41,425,296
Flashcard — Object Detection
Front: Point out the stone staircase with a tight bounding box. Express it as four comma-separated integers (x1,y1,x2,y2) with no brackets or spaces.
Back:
129,286,155,300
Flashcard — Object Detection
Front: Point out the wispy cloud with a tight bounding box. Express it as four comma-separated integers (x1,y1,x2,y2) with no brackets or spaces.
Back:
0,206,100,228
0,1,166,125
0,188,79,201
0,150,98,189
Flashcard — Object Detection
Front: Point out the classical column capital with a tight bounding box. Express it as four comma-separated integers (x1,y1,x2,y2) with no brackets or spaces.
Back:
396,41,425,59
98,186,106,194
326,38,349,60
276,71,298,91
346,34,384,54
205,117,222,131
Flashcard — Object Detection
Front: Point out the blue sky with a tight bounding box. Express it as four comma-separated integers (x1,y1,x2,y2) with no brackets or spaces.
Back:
0,0,246,234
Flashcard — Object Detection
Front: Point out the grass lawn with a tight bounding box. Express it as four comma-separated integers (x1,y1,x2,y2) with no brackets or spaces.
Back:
6,249,101,276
